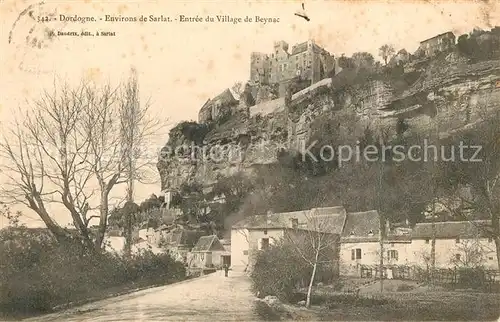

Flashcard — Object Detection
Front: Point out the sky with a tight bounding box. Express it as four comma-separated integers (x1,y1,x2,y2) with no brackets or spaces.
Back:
0,0,499,228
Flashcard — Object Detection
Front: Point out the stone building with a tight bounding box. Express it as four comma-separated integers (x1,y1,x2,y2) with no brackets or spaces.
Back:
198,89,239,123
249,39,336,96
417,31,456,57
231,206,345,272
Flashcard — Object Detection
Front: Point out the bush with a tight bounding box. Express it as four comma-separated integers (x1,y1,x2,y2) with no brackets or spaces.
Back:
169,121,210,145
0,227,186,316
457,267,487,289
250,240,310,302
322,294,390,309
396,283,415,292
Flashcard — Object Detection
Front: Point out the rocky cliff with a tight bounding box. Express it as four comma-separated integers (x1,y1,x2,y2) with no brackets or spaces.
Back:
158,51,500,192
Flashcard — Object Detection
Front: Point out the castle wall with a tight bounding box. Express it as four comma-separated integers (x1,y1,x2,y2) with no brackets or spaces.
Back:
263,39,334,87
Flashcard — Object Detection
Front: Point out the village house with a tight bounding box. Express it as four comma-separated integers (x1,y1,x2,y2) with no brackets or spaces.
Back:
159,227,205,263
131,237,164,255
230,206,346,272
340,211,413,277
417,31,456,57
188,235,230,270
231,204,499,277
341,217,499,277
409,220,498,269
198,88,239,123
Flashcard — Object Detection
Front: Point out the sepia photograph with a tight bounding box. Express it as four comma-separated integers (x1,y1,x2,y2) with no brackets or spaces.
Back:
1,0,500,321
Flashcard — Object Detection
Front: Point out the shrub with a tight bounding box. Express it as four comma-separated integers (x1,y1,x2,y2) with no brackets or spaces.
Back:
0,227,185,316
169,121,210,145
323,294,390,309
396,283,415,292
250,240,310,302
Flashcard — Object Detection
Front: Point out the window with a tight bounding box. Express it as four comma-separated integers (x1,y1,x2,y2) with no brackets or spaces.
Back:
261,238,270,250
200,253,205,261
349,231,355,236
489,257,494,260
368,230,374,236
351,248,362,260
263,229,267,235
425,239,430,244
455,238,460,244
388,250,398,260
243,250,248,255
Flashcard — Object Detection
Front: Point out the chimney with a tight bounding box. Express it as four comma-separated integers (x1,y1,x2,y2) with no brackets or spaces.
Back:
385,219,391,233
267,210,273,225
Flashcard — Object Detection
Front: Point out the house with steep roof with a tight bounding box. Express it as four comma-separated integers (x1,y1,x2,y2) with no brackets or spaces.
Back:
197,89,239,124
340,210,413,276
408,220,498,269
188,235,230,269
159,227,205,263
231,206,346,272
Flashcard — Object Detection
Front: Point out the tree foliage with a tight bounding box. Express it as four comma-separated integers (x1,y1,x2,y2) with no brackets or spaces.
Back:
379,44,396,65
250,239,310,302
0,226,185,316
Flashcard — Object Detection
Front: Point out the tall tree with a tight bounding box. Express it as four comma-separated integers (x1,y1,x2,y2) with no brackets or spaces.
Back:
286,210,339,308
116,69,166,254
231,81,244,100
0,81,113,250
379,44,396,66
351,52,375,69
0,75,166,252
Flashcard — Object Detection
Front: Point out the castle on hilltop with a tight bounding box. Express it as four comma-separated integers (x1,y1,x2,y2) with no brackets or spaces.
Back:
250,39,336,95
198,39,336,124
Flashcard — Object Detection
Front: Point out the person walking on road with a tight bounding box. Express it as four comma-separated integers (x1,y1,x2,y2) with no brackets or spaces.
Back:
224,264,229,277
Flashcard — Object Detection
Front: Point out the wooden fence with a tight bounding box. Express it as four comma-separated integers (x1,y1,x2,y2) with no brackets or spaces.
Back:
359,264,500,288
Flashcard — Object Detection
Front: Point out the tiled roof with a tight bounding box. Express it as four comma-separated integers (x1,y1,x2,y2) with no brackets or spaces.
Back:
232,206,347,234
341,210,380,238
212,89,238,106
163,228,203,247
199,98,211,111
291,42,308,55
420,31,455,43
411,220,493,239
191,235,225,252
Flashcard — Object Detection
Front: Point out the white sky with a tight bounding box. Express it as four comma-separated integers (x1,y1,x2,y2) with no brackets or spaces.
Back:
0,0,498,228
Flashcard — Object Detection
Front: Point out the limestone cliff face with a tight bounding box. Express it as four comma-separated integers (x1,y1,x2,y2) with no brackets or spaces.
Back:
157,111,288,191
158,54,500,191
